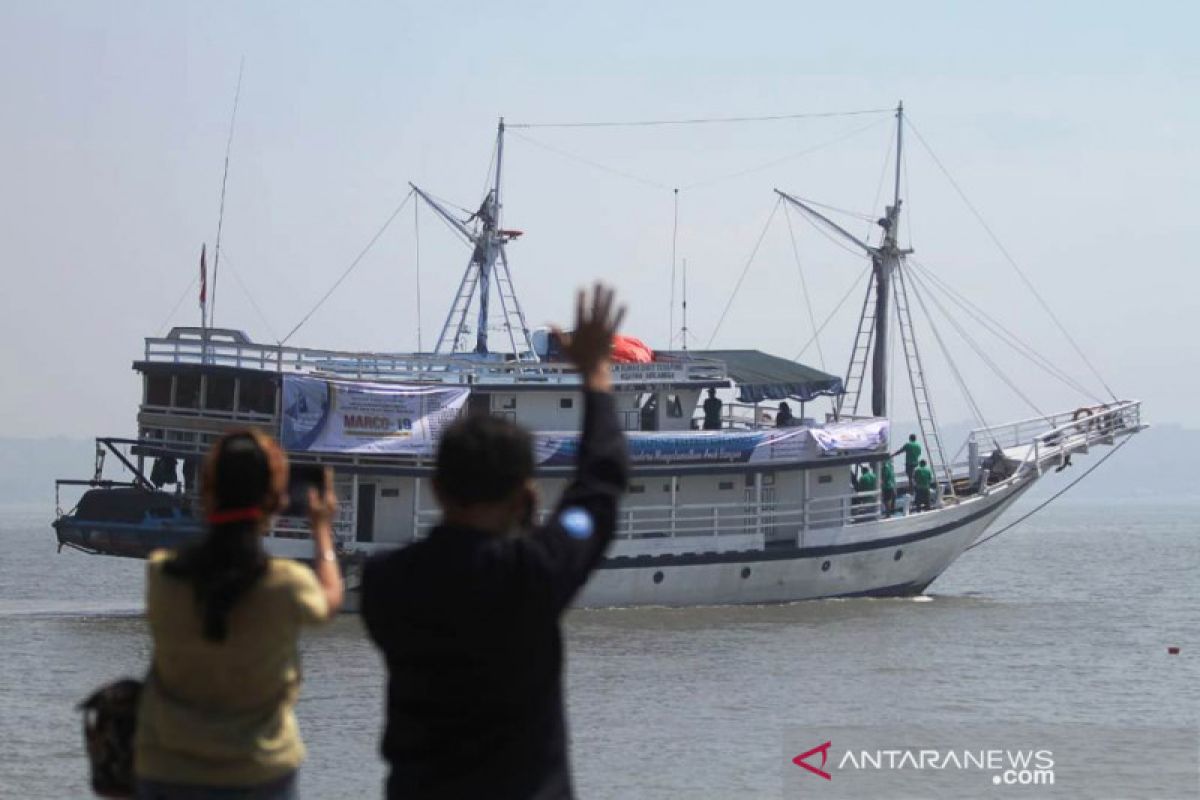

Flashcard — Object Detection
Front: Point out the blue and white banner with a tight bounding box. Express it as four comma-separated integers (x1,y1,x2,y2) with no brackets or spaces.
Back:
281,376,469,454
534,427,814,467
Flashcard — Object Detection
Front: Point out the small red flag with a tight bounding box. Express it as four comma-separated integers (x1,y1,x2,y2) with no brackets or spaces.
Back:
199,244,207,307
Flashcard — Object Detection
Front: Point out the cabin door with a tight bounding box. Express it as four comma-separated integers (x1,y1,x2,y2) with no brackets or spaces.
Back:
356,483,376,542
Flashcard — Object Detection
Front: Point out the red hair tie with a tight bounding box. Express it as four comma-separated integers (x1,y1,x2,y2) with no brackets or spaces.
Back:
207,507,264,524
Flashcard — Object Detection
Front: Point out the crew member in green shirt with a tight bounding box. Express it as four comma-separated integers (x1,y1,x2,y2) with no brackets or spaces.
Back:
856,465,877,492
881,460,896,515
893,433,922,486
912,459,935,511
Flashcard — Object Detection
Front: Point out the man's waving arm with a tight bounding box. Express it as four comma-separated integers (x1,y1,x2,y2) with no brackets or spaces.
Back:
530,285,629,610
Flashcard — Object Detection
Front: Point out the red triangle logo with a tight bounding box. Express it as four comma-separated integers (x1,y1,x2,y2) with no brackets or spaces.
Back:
793,741,833,780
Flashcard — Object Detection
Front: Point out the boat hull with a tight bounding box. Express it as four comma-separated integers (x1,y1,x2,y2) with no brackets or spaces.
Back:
53,478,1029,608
575,478,1029,607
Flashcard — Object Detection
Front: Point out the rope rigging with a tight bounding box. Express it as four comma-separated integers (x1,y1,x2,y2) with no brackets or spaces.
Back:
507,107,893,129
705,198,782,348
909,259,1102,403
280,189,416,345
908,265,1048,422
904,117,1119,402
792,266,872,362
966,436,1133,551
782,204,826,371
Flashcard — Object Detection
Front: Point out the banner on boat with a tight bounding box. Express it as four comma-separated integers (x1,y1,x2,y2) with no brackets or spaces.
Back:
536,427,812,467
280,376,469,454
810,419,890,454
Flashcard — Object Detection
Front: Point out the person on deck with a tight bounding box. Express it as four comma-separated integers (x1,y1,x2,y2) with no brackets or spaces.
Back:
881,459,897,515
894,433,922,486
912,459,935,511
856,464,877,493
360,285,629,800
702,388,723,430
775,402,794,428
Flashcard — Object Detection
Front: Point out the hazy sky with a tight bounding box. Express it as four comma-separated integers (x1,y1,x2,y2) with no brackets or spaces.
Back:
2,1,1196,438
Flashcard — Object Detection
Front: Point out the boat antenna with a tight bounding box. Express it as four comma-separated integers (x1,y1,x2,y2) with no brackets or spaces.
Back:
669,188,679,347
681,257,689,352
208,57,244,332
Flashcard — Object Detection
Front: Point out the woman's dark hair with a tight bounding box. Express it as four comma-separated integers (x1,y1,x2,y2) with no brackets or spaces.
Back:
163,430,287,642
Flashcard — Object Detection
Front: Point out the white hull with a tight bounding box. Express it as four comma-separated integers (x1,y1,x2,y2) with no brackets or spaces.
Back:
574,478,1031,607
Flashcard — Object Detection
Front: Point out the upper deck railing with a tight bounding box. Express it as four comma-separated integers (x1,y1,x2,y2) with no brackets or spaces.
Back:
968,400,1143,452
143,327,727,387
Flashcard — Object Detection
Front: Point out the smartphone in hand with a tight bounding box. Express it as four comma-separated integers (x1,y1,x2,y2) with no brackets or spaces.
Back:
284,463,327,517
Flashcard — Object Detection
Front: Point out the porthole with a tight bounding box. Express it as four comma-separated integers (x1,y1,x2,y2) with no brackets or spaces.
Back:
894,549,903,561
653,571,664,584
740,567,751,579
821,560,831,572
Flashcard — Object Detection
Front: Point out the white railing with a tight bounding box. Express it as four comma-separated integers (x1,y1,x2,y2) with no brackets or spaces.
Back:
403,490,886,545
968,400,1142,452
970,400,1143,491
144,329,726,386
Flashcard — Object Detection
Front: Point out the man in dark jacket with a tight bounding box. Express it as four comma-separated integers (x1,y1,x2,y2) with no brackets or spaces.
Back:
361,285,629,800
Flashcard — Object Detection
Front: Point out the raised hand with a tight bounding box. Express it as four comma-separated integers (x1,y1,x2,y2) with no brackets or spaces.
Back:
556,283,626,392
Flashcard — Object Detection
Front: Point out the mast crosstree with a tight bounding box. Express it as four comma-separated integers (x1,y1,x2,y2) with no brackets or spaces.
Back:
412,119,538,361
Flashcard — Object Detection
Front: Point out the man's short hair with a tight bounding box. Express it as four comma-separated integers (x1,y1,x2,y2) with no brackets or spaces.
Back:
909,434,917,441
435,415,534,507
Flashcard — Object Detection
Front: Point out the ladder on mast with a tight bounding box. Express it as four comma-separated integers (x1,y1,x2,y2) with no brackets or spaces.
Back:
494,248,533,358
435,257,482,355
836,270,877,419
894,262,955,496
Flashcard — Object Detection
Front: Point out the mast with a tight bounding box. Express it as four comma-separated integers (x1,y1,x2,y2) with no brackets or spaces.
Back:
418,118,537,361
870,101,904,418
474,119,504,354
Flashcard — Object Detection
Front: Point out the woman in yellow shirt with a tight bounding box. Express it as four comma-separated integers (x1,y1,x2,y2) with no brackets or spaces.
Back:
134,430,343,799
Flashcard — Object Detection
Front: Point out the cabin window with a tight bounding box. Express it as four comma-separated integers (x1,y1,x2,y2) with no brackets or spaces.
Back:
629,484,645,495
665,394,684,418
718,481,735,491
559,397,574,409
145,374,172,407
205,374,236,411
380,488,400,498
662,483,672,493
175,374,201,409
238,375,276,415
496,395,517,410
817,474,833,485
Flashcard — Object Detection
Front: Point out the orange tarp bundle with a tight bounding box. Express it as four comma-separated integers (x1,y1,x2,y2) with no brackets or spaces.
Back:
611,335,653,364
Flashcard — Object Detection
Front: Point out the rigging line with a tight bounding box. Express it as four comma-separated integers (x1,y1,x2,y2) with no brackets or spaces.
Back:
792,265,871,361
209,57,245,329
794,202,870,260
669,189,679,347
680,118,887,191
782,204,826,370
280,189,415,345
779,193,875,223
705,198,782,348
909,266,1046,424
414,199,423,352
903,265,994,437
156,274,200,337
909,259,1102,402
966,436,1132,551
507,130,670,190
904,117,1119,402
864,124,895,246
508,107,893,129
213,251,281,342
901,129,914,250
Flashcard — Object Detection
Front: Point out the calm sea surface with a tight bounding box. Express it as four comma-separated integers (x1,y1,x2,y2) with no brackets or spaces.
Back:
1,500,1196,799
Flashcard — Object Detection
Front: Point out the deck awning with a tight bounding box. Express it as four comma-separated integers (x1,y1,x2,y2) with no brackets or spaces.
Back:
661,349,843,403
